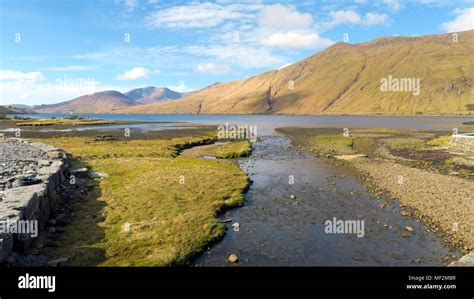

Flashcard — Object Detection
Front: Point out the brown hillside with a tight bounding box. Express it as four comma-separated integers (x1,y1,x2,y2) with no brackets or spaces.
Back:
117,30,474,115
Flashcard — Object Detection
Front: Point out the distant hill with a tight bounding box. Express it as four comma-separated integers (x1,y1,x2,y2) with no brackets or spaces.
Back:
0,105,33,114
33,87,183,113
124,87,182,105
0,106,18,114
34,90,136,113
117,30,474,115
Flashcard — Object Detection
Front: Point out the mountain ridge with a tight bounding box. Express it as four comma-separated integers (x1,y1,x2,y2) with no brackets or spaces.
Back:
116,30,474,116
33,87,184,113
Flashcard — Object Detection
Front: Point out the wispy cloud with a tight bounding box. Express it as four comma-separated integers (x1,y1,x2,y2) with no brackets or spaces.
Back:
196,62,231,74
258,4,313,29
324,10,389,28
0,69,46,83
261,32,333,49
116,67,159,80
440,7,474,32
44,65,97,71
146,2,258,29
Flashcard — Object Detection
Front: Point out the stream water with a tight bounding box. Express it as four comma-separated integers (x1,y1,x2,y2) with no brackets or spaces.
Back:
194,135,460,266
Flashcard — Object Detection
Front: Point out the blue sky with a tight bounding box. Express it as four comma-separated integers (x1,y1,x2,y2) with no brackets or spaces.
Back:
1,0,473,105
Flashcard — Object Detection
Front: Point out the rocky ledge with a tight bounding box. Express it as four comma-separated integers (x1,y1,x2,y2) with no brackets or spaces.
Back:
0,138,68,264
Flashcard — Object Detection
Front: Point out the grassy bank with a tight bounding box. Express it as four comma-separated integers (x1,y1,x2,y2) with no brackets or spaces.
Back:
31,129,250,266
277,127,474,253
180,140,252,159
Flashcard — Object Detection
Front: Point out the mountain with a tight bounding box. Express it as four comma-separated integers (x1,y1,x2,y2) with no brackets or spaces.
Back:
34,90,136,113
8,104,32,109
33,87,183,113
0,105,33,114
116,30,474,115
0,106,19,114
124,87,182,105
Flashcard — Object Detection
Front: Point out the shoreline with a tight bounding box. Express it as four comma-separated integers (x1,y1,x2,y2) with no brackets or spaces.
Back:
278,127,473,257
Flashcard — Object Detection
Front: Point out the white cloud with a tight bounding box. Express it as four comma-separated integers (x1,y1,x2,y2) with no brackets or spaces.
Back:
325,10,389,28
146,2,255,29
0,69,46,83
168,80,192,92
364,13,389,25
326,10,362,28
261,32,333,49
441,7,474,32
116,67,156,80
259,4,313,29
0,80,102,106
196,62,231,74
184,44,285,69
383,0,403,12
123,0,138,12
44,65,97,71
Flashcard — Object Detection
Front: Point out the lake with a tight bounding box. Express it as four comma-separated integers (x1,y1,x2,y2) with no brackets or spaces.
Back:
18,114,474,135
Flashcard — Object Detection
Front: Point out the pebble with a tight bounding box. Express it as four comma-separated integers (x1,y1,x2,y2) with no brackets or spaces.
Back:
228,254,238,264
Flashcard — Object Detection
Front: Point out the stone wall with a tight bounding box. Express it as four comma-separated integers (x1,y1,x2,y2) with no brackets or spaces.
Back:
450,134,474,154
0,138,68,264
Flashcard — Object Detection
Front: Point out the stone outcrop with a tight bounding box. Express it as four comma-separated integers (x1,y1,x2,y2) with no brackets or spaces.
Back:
0,138,68,264
449,252,474,266
450,134,474,154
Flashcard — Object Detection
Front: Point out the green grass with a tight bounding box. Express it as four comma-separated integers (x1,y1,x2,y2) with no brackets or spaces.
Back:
15,117,117,127
276,127,354,155
35,131,249,266
278,127,474,179
212,140,252,158
426,135,452,147
36,135,215,159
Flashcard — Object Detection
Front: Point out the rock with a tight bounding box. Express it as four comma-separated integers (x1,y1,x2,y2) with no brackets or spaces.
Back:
88,171,108,179
18,254,48,267
70,168,88,177
405,226,414,232
122,222,131,233
38,160,52,167
47,257,70,267
290,194,296,199
449,252,474,266
228,254,238,264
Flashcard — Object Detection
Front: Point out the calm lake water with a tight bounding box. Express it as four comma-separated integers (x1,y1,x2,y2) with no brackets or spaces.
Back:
19,114,473,135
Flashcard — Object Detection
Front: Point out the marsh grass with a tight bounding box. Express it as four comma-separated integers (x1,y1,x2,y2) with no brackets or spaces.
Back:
277,127,354,155
278,127,473,179
181,140,252,159
35,129,249,266
15,117,117,127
